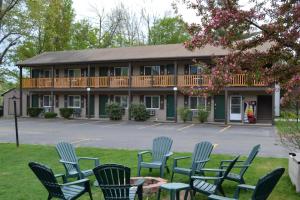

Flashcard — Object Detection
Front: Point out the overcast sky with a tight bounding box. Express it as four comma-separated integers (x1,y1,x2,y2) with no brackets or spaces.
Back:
72,0,200,24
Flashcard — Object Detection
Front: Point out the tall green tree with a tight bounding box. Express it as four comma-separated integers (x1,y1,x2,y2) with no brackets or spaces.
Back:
149,16,190,45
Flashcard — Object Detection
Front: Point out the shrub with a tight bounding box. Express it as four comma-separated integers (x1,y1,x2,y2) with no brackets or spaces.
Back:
27,107,43,117
129,104,150,121
197,106,209,123
106,103,123,120
44,112,57,118
178,107,192,123
59,108,73,119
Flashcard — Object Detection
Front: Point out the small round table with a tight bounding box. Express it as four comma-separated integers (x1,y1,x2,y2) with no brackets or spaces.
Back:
157,182,193,200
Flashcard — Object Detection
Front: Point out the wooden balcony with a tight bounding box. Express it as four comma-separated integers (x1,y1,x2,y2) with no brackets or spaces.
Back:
22,74,267,89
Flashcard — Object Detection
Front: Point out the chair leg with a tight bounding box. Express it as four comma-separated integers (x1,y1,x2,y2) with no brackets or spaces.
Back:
137,165,141,176
47,194,52,200
149,168,152,173
157,188,161,200
190,190,194,200
176,191,180,200
171,172,175,182
160,167,164,177
184,190,188,200
137,185,143,200
218,185,226,197
166,166,170,174
86,182,93,200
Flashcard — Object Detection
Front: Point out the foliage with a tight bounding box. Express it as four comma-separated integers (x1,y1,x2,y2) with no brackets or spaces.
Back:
0,143,297,200
59,108,73,119
149,16,190,45
276,112,300,151
180,0,300,104
178,107,192,122
129,103,150,121
105,103,123,120
197,106,209,123
44,112,57,119
27,107,43,117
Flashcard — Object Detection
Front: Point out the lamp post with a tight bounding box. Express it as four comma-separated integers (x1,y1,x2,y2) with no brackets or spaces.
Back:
12,96,19,147
87,87,91,119
173,87,178,123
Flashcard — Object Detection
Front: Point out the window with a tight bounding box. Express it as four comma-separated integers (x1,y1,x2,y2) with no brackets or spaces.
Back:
144,66,160,75
144,96,160,109
68,69,81,77
189,96,206,109
43,95,52,107
114,96,128,108
114,67,128,76
68,95,81,108
189,65,203,75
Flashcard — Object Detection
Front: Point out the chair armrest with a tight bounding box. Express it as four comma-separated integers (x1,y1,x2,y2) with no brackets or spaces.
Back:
208,194,236,200
55,173,67,183
237,184,256,191
200,168,226,172
59,160,77,165
195,159,210,164
165,152,173,157
78,157,100,166
191,176,222,181
221,164,250,169
173,156,191,161
220,160,244,163
61,178,89,186
138,151,152,155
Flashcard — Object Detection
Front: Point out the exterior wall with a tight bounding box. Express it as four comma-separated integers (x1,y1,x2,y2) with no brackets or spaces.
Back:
2,89,29,118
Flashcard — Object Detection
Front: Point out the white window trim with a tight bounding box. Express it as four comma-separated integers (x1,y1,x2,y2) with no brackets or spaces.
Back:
68,95,81,108
43,95,52,107
144,65,160,75
144,95,160,109
189,96,207,110
114,95,128,109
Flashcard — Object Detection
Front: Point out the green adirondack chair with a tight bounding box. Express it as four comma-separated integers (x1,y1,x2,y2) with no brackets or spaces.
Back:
137,136,173,177
208,167,285,200
191,156,240,197
93,164,144,200
29,161,93,200
56,141,100,180
220,144,261,184
171,141,214,182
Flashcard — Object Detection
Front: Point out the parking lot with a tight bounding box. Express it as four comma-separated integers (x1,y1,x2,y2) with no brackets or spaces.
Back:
0,118,288,157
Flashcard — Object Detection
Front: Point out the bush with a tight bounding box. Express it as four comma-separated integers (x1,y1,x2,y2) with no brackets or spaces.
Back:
44,112,57,118
59,108,73,119
197,106,209,123
27,107,43,117
178,107,192,123
129,104,150,121
106,103,123,120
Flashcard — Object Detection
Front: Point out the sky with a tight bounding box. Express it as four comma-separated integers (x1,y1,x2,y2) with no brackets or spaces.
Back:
72,0,200,24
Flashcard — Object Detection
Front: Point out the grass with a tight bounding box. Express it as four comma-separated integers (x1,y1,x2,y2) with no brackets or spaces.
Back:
0,143,298,200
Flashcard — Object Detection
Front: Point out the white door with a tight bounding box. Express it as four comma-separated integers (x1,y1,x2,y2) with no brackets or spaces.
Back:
230,96,242,121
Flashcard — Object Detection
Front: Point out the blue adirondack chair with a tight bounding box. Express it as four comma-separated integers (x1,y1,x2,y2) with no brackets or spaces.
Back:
56,141,100,180
220,144,261,184
137,136,173,177
191,156,240,197
93,164,144,200
171,141,214,182
29,161,93,200
208,168,285,200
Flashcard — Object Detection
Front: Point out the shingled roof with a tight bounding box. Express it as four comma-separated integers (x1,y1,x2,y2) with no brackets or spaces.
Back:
16,43,273,66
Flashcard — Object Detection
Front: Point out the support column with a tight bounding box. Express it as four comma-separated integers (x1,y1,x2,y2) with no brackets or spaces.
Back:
87,64,91,119
128,62,132,120
51,66,55,112
272,88,275,125
19,66,23,116
174,60,178,123
224,89,228,125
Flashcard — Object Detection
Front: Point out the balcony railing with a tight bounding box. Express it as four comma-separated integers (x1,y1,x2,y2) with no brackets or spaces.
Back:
22,74,267,89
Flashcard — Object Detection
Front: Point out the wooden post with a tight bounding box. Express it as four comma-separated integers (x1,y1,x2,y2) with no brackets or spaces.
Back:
87,64,91,119
128,62,132,120
224,89,228,125
174,60,178,123
272,90,275,125
51,66,55,112
19,66,23,116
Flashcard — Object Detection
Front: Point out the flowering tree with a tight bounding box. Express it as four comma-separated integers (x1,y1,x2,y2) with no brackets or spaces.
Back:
178,0,300,103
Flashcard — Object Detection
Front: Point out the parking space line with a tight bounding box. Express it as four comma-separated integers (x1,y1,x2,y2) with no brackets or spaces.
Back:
177,124,194,131
71,138,90,144
138,123,162,130
102,123,124,128
219,125,231,133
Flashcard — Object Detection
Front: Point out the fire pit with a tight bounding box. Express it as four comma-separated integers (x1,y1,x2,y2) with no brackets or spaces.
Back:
130,176,167,195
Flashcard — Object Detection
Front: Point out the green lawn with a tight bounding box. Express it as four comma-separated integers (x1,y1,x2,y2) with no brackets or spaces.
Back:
0,143,298,200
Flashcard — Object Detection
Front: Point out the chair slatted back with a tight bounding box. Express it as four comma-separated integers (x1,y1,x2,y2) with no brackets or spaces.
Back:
29,162,64,199
56,142,78,173
94,164,132,200
215,156,240,186
252,168,285,200
240,144,261,176
152,136,173,162
192,141,213,172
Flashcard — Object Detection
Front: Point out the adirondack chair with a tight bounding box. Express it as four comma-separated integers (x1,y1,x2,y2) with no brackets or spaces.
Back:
171,141,214,182
56,141,100,180
93,164,144,200
137,136,173,177
208,167,285,200
220,144,261,184
191,156,240,197
29,161,93,200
